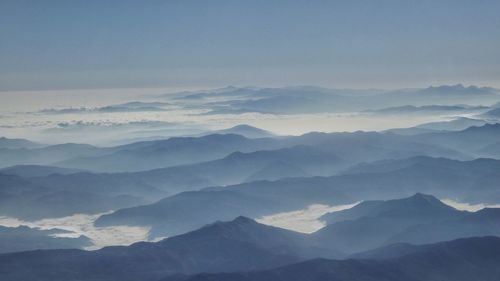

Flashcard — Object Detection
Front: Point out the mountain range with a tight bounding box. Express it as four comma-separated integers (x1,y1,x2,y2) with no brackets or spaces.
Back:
1,206,500,281
167,236,500,281
95,157,500,238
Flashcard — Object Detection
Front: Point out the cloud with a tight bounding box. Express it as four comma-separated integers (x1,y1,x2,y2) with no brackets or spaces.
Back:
0,213,153,250
256,202,358,233
37,101,173,114
442,199,500,212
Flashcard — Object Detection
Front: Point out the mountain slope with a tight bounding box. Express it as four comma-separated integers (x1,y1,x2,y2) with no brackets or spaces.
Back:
96,157,500,238
314,193,466,253
57,134,282,172
210,124,275,138
0,165,84,178
0,217,317,281
167,236,500,281
0,225,91,254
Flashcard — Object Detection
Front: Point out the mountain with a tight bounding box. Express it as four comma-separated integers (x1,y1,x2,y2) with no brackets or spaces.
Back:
416,117,489,131
181,86,369,114
0,137,42,149
388,207,500,245
414,123,500,155
55,121,500,174
94,179,356,238
210,124,275,138
168,236,500,281
482,107,500,119
2,129,469,217
0,217,319,281
0,142,107,168
0,225,91,253
39,101,171,114
1,124,477,173
340,156,500,177
3,125,499,220
244,160,309,182
387,117,489,135
3,214,500,280
378,85,500,107
0,165,84,178
365,105,486,116
476,141,500,158
95,157,500,238
0,145,340,220
314,193,464,254
322,193,459,223
57,134,282,172
0,172,154,220
180,85,499,115
144,145,340,187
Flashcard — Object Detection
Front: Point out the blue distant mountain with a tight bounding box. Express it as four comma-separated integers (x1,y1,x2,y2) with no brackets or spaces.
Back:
95,158,500,238
0,225,91,253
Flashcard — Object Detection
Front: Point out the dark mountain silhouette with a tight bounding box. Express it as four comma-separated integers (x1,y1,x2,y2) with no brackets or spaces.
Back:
167,236,500,281
0,217,319,281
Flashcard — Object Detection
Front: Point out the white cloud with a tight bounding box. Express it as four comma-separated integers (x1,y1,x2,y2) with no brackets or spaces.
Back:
0,213,153,250
256,202,359,233
441,199,500,212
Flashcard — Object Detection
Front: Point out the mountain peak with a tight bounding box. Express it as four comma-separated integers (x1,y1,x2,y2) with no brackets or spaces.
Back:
421,84,496,96
409,192,439,202
215,124,275,138
392,193,452,210
200,216,259,233
232,216,256,224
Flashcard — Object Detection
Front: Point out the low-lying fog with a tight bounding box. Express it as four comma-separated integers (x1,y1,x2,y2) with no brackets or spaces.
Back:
0,198,491,250
0,87,453,145
0,212,154,250
257,203,359,233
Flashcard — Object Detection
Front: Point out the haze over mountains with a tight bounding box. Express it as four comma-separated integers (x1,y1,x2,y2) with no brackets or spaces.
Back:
1,84,500,280
2,208,500,281
3,0,500,277
167,236,500,281
2,84,499,145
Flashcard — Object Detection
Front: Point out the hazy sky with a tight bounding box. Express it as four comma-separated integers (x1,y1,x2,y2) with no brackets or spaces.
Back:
1,0,499,91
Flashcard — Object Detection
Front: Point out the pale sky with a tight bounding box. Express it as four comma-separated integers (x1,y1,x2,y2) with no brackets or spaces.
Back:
1,0,499,91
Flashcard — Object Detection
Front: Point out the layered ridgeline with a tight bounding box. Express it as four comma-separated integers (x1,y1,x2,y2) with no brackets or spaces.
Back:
0,121,500,220
90,191,497,260
0,217,317,281
6,123,500,220
0,225,91,254
2,194,500,281
175,85,500,114
95,157,500,238
3,122,500,174
167,237,500,281
314,193,500,254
